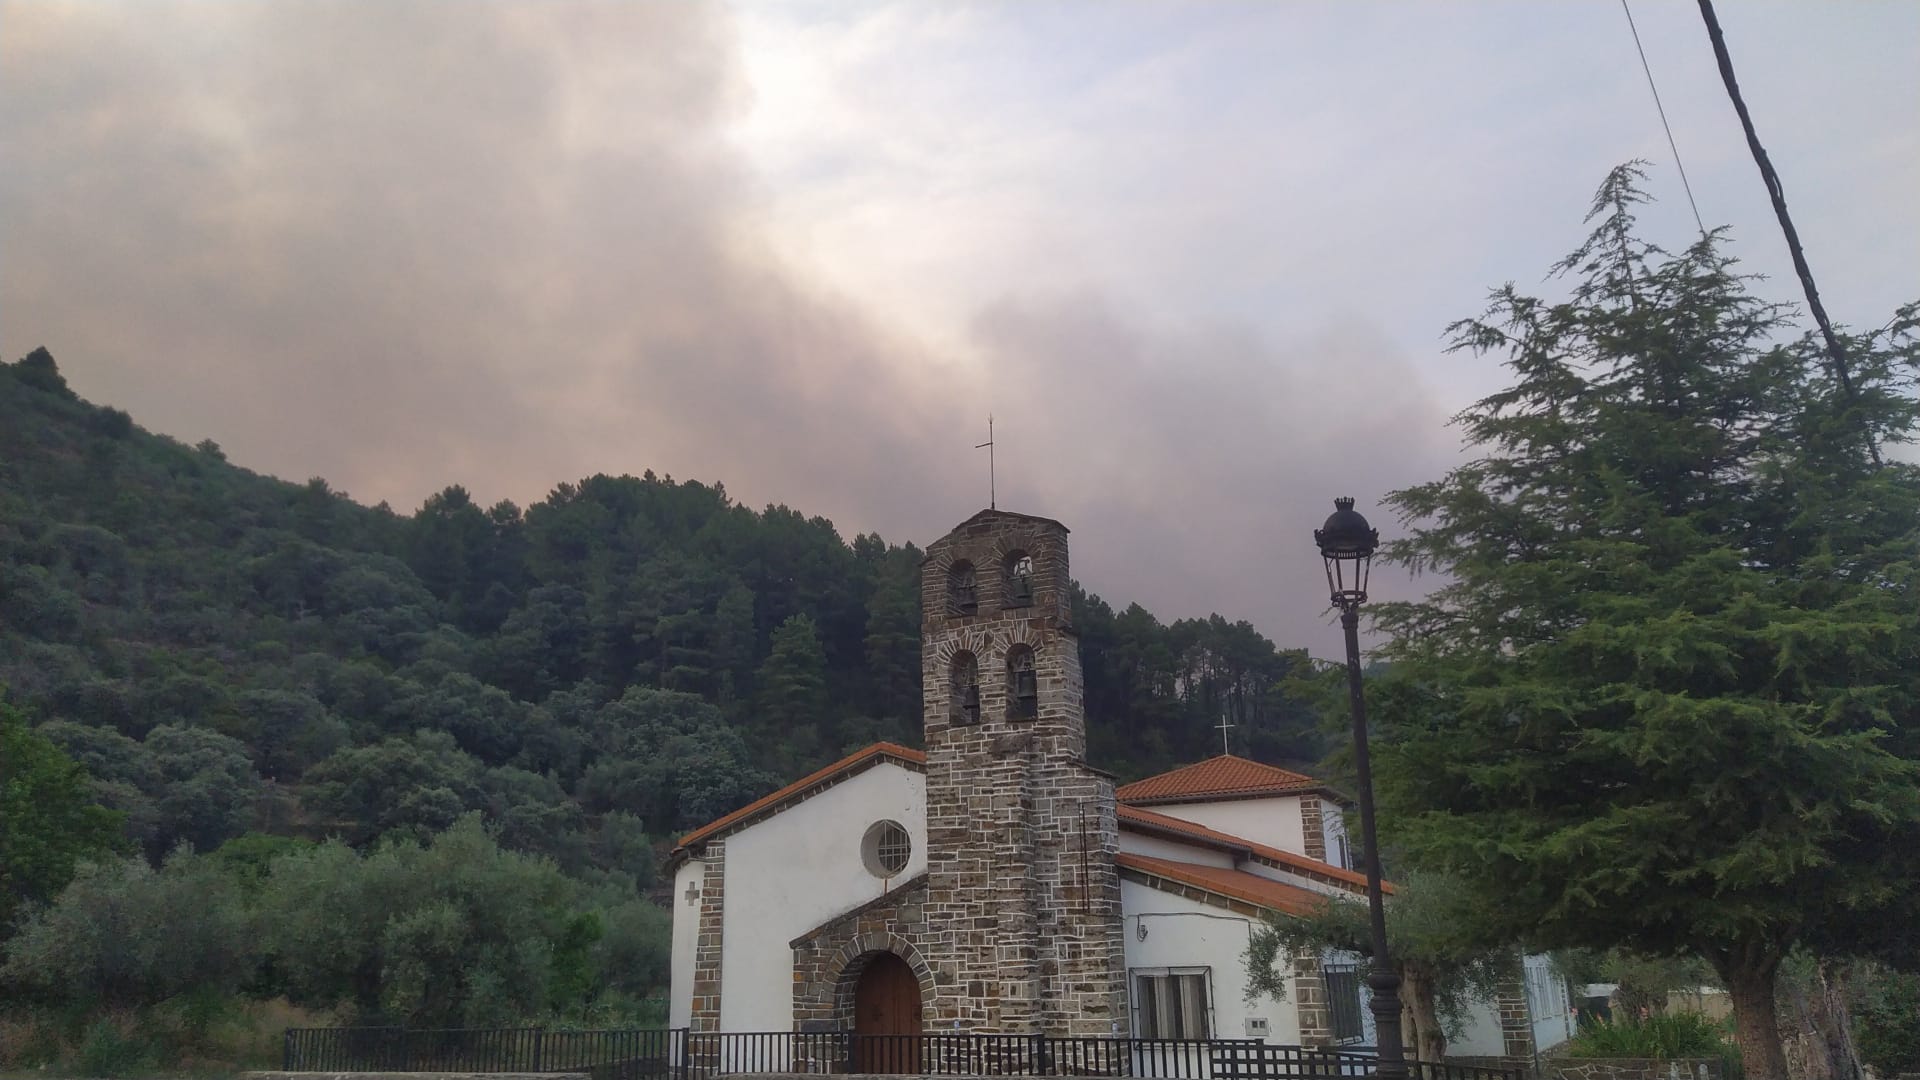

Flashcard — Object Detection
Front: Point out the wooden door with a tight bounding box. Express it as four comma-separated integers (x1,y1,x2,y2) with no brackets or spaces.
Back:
853,952,922,1073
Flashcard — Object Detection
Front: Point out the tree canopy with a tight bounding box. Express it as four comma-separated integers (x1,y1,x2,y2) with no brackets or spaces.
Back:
1367,165,1920,1079
0,704,125,932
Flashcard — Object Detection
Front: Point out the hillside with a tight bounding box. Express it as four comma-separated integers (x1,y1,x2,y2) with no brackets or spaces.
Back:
0,346,1326,879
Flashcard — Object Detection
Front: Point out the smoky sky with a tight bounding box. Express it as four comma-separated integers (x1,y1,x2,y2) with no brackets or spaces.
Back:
3,2,1911,653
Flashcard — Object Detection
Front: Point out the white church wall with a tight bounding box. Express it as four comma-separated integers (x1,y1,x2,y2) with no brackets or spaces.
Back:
1118,832,1237,867
1143,798,1306,857
717,762,927,1031
669,859,701,1032
1119,879,1300,1045
1446,995,1509,1057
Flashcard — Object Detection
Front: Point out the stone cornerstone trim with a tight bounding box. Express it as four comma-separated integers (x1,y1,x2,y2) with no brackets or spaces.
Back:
1495,975,1535,1061
690,841,726,1033
1299,794,1327,862
1290,955,1334,1048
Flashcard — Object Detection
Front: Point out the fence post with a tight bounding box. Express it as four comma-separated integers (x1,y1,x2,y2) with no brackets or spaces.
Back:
533,1028,546,1073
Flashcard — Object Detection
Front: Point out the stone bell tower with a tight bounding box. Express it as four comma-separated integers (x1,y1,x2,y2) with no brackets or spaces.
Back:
919,509,1127,1036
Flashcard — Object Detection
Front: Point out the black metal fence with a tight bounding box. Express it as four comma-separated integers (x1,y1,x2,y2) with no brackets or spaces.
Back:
282,1027,678,1078
1211,1044,1518,1080
683,1032,1229,1077
282,1027,1520,1080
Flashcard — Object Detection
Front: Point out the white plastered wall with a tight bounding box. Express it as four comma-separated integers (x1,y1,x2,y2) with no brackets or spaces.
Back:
1447,995,1509,1057
1119,878,1299,1044
669,859,702,1031
715,762,927,1032
1139,797,1305,856
1118,831,1237,867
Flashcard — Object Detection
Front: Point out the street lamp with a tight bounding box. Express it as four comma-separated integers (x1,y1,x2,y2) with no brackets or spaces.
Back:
1314,497,1405,1080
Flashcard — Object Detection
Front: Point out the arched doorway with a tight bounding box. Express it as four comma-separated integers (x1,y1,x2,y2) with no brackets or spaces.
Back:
853,952,922,1072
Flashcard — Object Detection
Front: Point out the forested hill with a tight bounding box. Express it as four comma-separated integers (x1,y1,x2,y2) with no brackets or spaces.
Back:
0,347,1323,878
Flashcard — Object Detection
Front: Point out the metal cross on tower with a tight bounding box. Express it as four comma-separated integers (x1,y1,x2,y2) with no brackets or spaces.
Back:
1215,712,1235,755
975,415,996,509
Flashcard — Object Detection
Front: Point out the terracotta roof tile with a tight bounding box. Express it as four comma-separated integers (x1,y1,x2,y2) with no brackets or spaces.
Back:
1116,754,1323,804
674,741,926,851
1116,803,1391,895
1116,853,1331,917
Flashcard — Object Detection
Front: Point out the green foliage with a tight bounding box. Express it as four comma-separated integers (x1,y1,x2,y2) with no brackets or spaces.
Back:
1245,870,1512,1053
1854,965,1920,1076
1563,1012,1730,1059
1,850,256,1006
255,814,647,1026
757,613,832,758
76,1015,158,1077
1366,168,1920,1049
0,702,125,933
209,832,316,892
8,346,75,398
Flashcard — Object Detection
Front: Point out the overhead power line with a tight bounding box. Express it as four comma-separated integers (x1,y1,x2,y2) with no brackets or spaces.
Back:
1620,0,1707,236
1694,0,1876,464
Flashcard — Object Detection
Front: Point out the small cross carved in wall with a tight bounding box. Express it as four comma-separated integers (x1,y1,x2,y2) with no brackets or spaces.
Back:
685,881,702,906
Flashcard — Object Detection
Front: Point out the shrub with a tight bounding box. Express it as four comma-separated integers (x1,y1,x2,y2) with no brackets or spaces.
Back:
76,1013,156,1078
1562,1011,1729,1059
1,849,259,1006
1856,967,1920,1077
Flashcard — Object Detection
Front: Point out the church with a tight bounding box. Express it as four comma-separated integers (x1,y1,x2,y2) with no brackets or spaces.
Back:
667,509,1571,1059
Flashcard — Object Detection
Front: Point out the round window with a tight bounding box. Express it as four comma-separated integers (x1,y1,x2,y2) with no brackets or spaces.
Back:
861,820,912,878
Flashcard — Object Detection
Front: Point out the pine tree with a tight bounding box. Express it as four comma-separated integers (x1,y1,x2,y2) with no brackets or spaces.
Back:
1368,166,1920,1080
756,614,833,761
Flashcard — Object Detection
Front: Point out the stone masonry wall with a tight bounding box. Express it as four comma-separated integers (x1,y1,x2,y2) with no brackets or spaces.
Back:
791,878,936,1035
919,511,1127,1036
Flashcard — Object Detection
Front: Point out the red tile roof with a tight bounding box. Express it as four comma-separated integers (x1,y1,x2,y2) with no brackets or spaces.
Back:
674,742,927,852
1116,803,1390,895
1116,853,1333,917
1116,754,1324,805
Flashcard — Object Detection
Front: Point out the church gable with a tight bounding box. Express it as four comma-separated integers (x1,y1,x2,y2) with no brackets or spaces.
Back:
671,741,926,862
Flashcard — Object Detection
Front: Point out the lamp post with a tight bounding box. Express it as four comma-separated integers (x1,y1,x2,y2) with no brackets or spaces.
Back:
1314,497,1405,1080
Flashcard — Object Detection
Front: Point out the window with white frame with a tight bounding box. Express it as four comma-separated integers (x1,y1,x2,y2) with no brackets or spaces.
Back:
1132,968,1212,1040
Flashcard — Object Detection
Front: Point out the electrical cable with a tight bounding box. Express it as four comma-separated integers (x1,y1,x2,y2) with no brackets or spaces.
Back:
1620,0,1707,237
1694,0,1877,464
